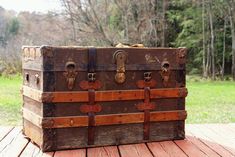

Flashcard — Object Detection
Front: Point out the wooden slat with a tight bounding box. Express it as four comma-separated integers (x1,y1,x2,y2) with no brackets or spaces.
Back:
174,139,207,157
186,131,220,157
54,149,86,157
0,126,13,142
147,142,170,157
0,127,29,156
37,151,54,157
87,146,120,157
22,86,187,103
0,127,21,152
186,124,234,157
119,143,153,157
22,108,186,128
200,124,235,155
20,142,40,157
159,141,187,157
205,124,235,143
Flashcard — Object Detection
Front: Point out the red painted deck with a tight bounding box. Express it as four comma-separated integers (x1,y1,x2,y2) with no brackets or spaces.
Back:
0,124,235,157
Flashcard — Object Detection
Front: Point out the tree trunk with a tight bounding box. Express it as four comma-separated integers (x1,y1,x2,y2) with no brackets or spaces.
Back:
161,0,167,47
222,17,226,80
229,1,235,80
202,0,207,77
209,2,215,80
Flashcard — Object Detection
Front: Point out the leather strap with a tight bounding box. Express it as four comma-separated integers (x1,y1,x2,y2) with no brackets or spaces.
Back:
87,48,97,145
136,74,156,140
143,87,151,140
88,48,96,73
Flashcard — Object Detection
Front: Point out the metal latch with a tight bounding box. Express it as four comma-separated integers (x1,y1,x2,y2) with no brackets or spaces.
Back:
160,60,171,87
63,61,78,90
113,50,128,84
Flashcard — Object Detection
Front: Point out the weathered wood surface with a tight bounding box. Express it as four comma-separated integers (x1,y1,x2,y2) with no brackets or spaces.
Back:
0,124,235,157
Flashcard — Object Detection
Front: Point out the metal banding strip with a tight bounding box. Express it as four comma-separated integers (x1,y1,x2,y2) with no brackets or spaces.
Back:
22,86,188,103
22,108,187,129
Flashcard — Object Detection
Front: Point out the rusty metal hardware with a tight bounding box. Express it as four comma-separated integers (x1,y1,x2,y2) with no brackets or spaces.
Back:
35,74,40,85
137,72,156,88
88,73,96,82
63,61,78,90
144,72,152,82
160,60,171,87
113,50,127,84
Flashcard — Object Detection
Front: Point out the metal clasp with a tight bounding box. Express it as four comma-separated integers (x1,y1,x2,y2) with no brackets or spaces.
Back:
160,60,171,87
63,61,78,90
88,73,96,82
113,50,127,84
144,72,152,82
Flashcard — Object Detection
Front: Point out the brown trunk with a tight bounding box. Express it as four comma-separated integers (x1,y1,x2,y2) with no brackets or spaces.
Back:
22,46,187,152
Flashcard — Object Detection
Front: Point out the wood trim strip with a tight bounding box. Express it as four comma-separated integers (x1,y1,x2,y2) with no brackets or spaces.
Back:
22,108,187,129
22,86,187,103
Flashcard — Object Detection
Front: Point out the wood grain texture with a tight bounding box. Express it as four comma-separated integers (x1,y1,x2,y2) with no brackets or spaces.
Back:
0,128,29,156
186,124,234,157
159,141,187,157
186,131,220,157
147,142,170,157
0,127,21,153
38,110,186,128
54,149,85,157
0,126,13,142
20,142,40,157
119,143,153,157
174,139,207,157
200,124,235,155
23,85,187,103
87,146,120,157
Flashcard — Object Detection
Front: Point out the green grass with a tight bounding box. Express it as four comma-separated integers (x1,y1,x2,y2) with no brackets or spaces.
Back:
0,75,22,125
0,75,234,125
186,77,235,123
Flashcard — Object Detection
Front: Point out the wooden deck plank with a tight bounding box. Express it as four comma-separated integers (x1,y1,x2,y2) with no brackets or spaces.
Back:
37,151,54,157
186,124,234,157
19,142,41,157
1,124,235,156
87,146,120,157
0,126,13,142
147,142,170,157
54,149,85,157
0,127,21,153
174,139,207,157
0,127,29,156
119,143,153,157
200,124,235,155
206,124,235,141
158,141,187,157
186,135,220,157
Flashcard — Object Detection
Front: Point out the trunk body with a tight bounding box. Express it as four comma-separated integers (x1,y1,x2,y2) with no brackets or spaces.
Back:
22,46,187,152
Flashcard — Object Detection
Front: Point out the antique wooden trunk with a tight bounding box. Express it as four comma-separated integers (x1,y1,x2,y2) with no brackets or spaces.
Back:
22,46,187,152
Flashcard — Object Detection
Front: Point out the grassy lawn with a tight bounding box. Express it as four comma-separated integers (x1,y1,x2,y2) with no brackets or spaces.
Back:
0,75,22,125
0,75,234,125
